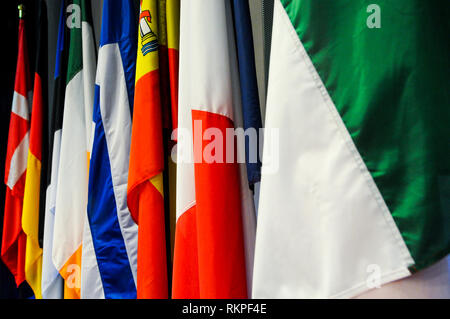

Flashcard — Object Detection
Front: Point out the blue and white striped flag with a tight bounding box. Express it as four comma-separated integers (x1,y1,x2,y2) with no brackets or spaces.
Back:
86,0,138,299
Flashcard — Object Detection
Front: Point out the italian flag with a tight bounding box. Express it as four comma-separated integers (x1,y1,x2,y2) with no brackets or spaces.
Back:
253,0,450,298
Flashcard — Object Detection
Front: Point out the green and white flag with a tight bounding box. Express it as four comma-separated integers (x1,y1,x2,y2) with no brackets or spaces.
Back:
253,0,450,298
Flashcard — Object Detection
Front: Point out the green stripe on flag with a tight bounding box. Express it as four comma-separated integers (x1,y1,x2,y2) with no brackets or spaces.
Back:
66,0,83,83
281,0,450,269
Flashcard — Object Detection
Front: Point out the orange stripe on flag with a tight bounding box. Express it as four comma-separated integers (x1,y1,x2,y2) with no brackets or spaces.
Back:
60,245,82,299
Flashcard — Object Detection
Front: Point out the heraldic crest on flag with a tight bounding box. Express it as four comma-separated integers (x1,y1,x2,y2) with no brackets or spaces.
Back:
140,9,158,55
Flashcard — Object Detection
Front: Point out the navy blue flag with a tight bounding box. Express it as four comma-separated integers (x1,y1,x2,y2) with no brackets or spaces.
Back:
232,0,263,186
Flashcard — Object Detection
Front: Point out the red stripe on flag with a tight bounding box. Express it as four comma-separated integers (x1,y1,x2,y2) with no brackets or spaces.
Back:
167,48,179,135
128,70,164,221
28,73,43,160
128,69,167,298
172,206,199,298
159,44,171,131
134,182,167,298
173,110,248,299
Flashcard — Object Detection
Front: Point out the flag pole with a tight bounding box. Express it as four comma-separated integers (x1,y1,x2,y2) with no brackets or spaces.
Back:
18,4,24,19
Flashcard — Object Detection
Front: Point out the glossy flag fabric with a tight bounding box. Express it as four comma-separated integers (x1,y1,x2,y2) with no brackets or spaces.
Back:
165,1,180,261
76,1,105,300
1,15,32,289
166,0,179,136
232,0,262,186
253,0,450,298
22,0,48,299
173,0,256,298
52,0,96,299
41,0,69,299
87,0,138,299
127,0,167,299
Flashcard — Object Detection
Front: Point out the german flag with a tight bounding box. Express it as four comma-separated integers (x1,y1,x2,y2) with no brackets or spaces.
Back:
21,0,48,300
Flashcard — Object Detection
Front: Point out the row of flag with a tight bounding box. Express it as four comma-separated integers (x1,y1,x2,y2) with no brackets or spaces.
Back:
2,0,449,299
2,0,262,299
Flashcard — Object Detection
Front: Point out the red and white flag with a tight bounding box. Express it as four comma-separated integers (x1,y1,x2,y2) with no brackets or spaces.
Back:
172,0,256,298
1,17,32,287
